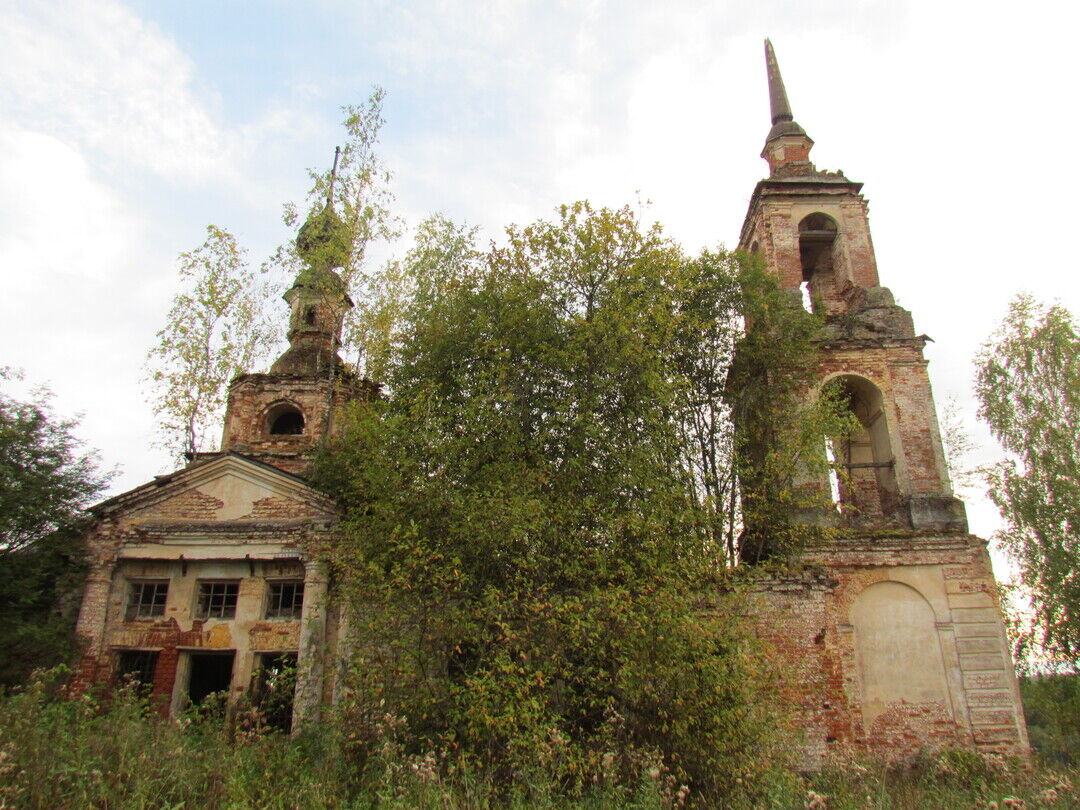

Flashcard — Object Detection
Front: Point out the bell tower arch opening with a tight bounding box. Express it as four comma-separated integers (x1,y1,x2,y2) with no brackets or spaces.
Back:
266,402,305,436
830,375,899,526
798,213,840,315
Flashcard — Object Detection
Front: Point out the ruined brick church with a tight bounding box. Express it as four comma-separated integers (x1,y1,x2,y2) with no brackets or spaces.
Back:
72,42,1029,764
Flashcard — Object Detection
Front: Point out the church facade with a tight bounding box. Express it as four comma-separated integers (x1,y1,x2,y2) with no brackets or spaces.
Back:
72,42,1029,762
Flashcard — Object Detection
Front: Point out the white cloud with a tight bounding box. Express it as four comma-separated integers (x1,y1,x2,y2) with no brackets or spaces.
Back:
0,0,239,186
0,129,135,287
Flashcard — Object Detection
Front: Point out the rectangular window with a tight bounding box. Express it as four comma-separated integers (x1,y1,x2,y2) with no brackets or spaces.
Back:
195,581,240,619
116,649,159,695
126,580,168,620
265,581,305,620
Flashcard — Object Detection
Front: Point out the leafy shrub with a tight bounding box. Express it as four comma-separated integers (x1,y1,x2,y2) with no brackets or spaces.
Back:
1021,673,1080,766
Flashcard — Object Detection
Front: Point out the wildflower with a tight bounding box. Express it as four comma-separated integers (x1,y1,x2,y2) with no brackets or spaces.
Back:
805,790,828,809
1035,787,1058,804
675,785,690,807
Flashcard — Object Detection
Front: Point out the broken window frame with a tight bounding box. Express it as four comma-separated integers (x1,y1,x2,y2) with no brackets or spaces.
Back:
195,580,240,620
125,580,169,621
264,580,305,620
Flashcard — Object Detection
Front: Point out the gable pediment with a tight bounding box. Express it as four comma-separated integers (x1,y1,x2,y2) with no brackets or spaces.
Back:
98,453,337,525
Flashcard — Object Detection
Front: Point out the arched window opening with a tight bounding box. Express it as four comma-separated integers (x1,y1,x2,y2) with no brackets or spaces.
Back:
832,375,899,525
304,306,317,326
266,403,305,436
798,213,839,315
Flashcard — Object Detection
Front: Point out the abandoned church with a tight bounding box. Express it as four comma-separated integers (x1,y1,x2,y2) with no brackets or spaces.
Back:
71,42,1030,765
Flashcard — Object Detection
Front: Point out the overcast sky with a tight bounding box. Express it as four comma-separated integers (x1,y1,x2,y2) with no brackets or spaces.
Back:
2,0,1076,570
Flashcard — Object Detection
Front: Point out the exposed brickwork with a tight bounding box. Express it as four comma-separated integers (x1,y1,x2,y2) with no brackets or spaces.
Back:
244,495,317,520
71,453,342,726
754,535,1027,767
132,488,225,521
219,373,375,476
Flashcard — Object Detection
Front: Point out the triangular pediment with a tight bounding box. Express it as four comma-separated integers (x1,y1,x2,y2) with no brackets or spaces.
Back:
95,453,337,525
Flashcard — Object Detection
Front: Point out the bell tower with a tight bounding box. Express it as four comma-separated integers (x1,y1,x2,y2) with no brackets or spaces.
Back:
739,41,965,532
740,42,1028,765
219,149,373,474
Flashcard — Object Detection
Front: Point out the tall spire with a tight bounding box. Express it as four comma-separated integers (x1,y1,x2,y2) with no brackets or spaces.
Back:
760,39,813,174
326,145,341,206
765,39,793,126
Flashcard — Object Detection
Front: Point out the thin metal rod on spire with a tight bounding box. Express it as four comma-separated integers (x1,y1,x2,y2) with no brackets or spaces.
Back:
764,39,794,125
326,146,341,205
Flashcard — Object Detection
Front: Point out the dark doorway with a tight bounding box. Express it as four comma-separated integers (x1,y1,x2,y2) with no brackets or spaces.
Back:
252,652,298,732
187,652,234,705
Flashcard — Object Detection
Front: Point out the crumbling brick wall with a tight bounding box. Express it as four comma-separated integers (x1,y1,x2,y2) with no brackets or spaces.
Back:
755,533,1029,767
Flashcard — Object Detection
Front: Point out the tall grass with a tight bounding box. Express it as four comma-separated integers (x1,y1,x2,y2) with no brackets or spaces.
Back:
0,668,1077,809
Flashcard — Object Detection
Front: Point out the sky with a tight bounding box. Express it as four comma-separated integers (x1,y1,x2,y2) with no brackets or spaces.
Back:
1,0,1077,574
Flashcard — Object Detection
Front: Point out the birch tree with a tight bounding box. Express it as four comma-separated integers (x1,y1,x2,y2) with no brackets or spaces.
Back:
976,294,1080,663
145,226,277,461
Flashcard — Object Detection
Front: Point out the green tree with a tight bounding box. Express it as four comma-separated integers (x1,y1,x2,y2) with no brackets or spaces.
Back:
0,370,112,685
145,225,277,461
726,263,854,561
313,203,840,804
975,294,1080,663
275,89,399,376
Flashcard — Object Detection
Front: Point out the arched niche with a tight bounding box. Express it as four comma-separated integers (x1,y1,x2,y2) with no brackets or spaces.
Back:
265,402,305,436
830,374,900,526
851,581,951,727
797,213,841,315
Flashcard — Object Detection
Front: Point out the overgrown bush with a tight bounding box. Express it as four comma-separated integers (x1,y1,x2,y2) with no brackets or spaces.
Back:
1022,673,1080,766
0,668,723,808
310,204,839,806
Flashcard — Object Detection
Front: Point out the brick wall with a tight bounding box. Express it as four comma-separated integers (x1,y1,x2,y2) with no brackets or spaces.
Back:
755,533,1029,766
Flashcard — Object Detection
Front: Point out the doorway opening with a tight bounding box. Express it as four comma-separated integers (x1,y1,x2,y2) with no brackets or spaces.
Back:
187,651,235,706
252,652,298,732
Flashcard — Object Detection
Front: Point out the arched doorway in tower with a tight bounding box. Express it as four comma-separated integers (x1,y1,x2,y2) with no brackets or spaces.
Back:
829,375,900,527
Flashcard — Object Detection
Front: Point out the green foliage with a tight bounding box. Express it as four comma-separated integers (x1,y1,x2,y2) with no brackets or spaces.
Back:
145,225,277,460
727,263,857,561
0,370,108,553
3,675,1075,809
0,372,111,687
975,294,1080,663
1021,673,1080,766
805,747,1075,809
276,89,401,373
310,202,850,805
0,668,695,808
